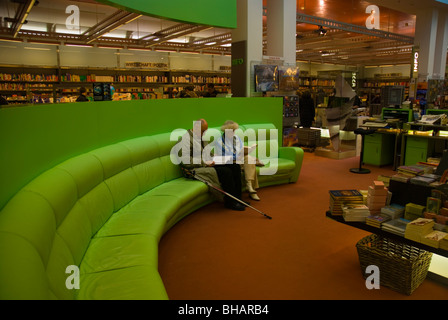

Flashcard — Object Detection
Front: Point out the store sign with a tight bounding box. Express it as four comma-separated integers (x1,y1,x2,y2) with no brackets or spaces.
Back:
65,5,80,30
125,61,169,69
232,58,244,66
413,52,419,74
365,5,380,30
351,72,357,88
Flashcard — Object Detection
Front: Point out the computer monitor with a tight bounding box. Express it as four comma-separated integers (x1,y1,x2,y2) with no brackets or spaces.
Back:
381,86,404,107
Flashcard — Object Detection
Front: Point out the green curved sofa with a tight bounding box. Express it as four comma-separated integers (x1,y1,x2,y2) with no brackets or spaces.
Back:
0,123,303,300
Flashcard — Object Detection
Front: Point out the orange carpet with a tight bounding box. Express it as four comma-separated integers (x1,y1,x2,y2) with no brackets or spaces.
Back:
158,152,448,300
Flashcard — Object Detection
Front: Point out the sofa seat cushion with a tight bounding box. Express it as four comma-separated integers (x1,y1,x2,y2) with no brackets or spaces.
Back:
95,194,183,239
78,234,168,300
81,234,158,274
148,178,208,206
257,157,296,175
78,265,168,300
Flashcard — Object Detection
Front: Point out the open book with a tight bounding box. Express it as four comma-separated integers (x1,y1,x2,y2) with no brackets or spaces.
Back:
241,143,257,156
212,144,257,164
212,155,233,165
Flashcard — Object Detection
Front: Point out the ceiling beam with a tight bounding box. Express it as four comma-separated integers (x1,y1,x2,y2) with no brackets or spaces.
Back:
81,9,141,43
188,32,232,50
141,24,211,47
297,13,414,44
10,0,36,38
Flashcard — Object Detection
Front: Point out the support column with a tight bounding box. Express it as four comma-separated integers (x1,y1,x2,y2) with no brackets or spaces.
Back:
231,0,263,97
433,12,448,80
414,8,447,81
266,0,297,66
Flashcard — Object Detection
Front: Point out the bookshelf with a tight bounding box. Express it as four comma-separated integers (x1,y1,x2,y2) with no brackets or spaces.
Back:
0,66,231,104
360,77,410,112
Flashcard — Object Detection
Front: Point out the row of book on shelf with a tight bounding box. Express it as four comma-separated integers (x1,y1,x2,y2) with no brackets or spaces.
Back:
329,179,448,250
0,73,230,84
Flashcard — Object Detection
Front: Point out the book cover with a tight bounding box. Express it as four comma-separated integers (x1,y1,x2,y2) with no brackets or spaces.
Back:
426,197,441,214
329,190,363,198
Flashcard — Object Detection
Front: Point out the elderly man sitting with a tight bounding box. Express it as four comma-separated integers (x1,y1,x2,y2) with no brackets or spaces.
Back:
174,119,246,211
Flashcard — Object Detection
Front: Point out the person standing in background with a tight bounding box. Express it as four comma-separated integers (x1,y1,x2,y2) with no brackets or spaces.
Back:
76,87,89,102
203,83,219,97
299,91,315,128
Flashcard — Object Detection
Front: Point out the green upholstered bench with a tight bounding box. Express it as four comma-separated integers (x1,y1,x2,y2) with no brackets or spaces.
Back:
0,123,303,300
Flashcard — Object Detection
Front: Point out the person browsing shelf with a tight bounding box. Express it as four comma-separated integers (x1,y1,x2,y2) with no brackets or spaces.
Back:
203,83,219,97
76,87,89,102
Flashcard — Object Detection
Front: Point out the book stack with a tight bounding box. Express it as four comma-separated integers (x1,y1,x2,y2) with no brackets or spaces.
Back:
329,190,364,216
421,230,448,248
382,218,410,236
399,164,432,175
436,214,448,226
432,204,448,227
366,214,391,228
366,181,389,215
381,204,405,219
376,175,390,188
410,174,437,186
440,234,448,251
404,203,426,221
391,165,426,183
342,204,370,222
404,218,435,242
359,189,368,204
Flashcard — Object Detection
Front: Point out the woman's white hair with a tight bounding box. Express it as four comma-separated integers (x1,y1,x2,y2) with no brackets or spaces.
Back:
221,120,239,131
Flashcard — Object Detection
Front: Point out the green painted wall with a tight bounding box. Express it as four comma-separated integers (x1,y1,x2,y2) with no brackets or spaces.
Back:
0,97,282,210
96,0,237,28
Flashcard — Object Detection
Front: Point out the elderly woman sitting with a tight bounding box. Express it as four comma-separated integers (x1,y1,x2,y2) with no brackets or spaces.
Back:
216,120,263,201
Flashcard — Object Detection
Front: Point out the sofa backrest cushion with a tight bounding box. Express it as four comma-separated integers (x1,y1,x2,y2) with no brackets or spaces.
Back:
0,131,183,299
0,124,278,299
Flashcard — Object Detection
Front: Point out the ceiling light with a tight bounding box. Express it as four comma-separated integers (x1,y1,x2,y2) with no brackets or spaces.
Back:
97,45,123,49
155,49,177,53
65,43,93,48
127,47,151,51
24,47,51,51
28,40,60,46
0,38,23,43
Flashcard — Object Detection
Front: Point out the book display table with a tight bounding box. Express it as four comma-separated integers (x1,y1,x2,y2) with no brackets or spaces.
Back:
327,179,448,289
326,211,448,288
325,211,448,258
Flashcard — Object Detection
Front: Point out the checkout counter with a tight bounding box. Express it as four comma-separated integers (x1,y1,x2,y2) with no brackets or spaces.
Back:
361,108,448,169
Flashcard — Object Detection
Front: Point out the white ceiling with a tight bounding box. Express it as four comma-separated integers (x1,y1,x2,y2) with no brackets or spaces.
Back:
0,0,447,66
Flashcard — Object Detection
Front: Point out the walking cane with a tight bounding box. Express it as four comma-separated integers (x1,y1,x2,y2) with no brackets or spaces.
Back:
181,167,272,220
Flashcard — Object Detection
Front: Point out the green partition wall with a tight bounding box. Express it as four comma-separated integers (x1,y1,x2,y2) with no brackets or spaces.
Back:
0,97,283,210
